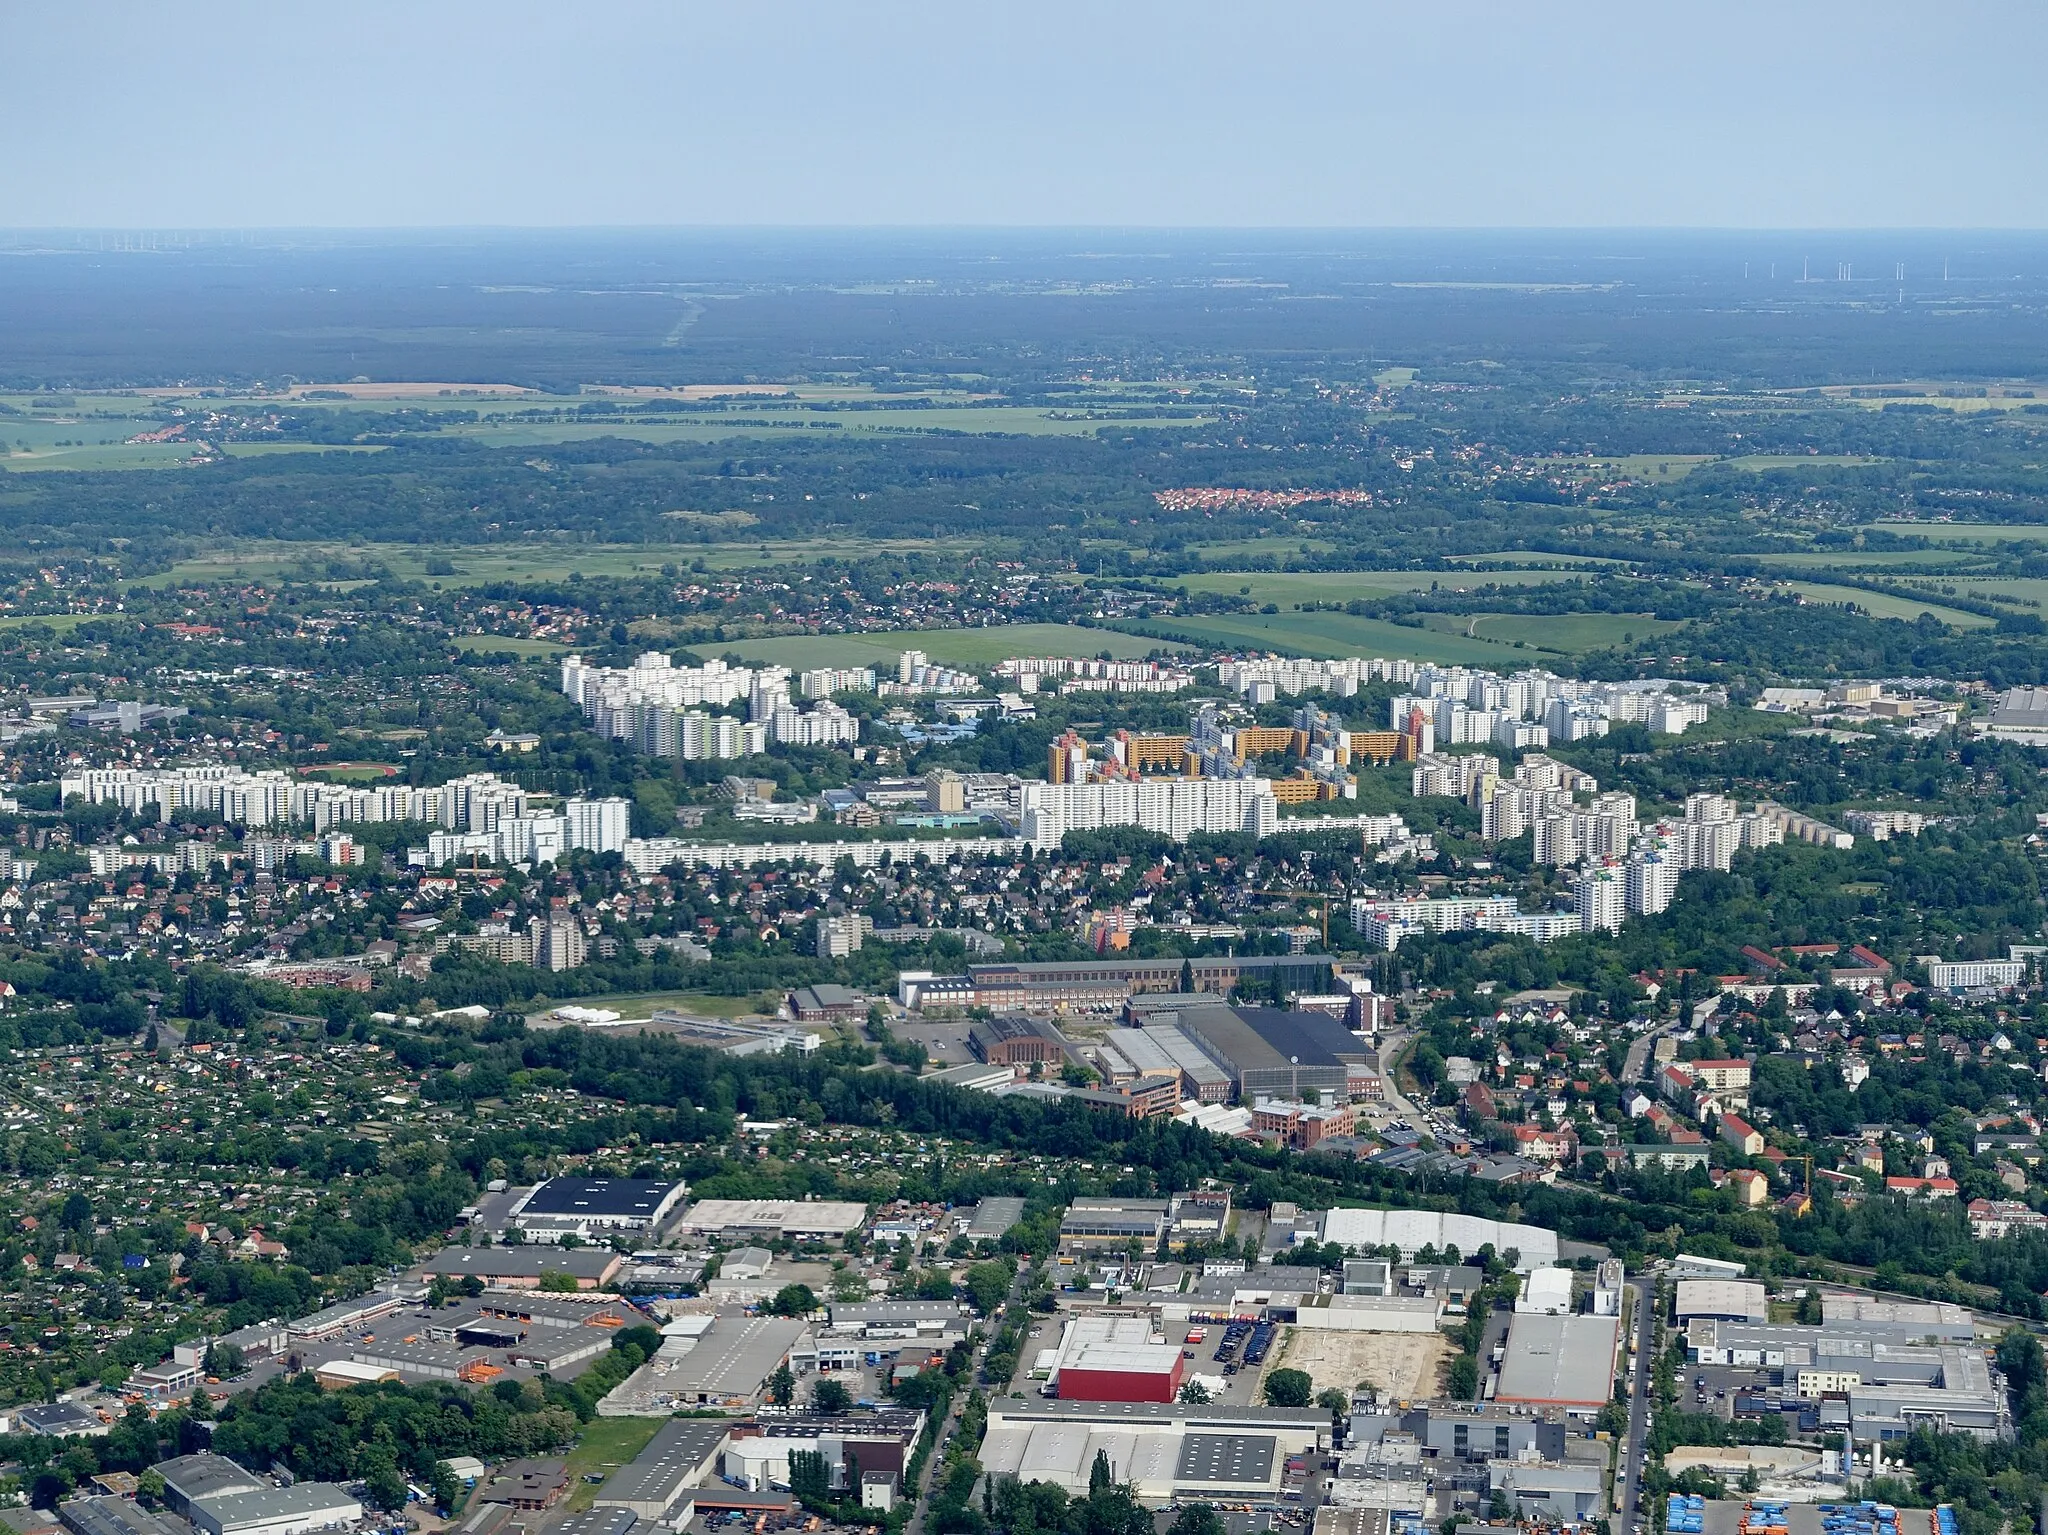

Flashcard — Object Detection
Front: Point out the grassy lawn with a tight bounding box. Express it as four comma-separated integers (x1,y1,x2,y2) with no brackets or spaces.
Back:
1862,521,2048,543
1184,537,1343,563
1548,453,1716,481
1109,611,1539,666
1444,551,1627,568
1783,582,1994,628
131,538,1007,590
562,1417,669,1511
1722,453,1887,471
710,623,1174,670
1931,577,2048,610
0,613,88,632
453,635,570,658
1178,568,1594,607
1431,612,1680,653
1756,550,1993,570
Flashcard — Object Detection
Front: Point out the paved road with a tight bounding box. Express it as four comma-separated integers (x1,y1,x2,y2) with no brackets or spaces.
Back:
1623,1017,1683,1085
904,1265,1028,1535
1615,1274,1657,1534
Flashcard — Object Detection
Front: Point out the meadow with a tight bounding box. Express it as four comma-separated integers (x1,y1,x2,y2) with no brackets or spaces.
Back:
1863,521,2048,544
1780,581,1994,628
1176,567,1595,606
0,385,1211,472
1108,610,1556,666
710,623,1172,670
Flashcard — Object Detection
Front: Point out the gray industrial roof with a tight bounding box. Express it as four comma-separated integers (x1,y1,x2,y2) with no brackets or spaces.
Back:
665,1317,808,1398
415,1246,618,1279
155,1453,262,1504
520,1177,685,1220
595,1418,734,1509
963,1196,1027,1239
1494,1314,1619,1408
57,1500,183,1535
1176,1434,1276,1485
189,1483,361,1532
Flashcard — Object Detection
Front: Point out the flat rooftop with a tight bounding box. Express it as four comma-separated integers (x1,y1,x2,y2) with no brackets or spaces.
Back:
676,1199,867,1236
596,1418,733,1506
1494,1313,1619,1409
519,1177,686,1220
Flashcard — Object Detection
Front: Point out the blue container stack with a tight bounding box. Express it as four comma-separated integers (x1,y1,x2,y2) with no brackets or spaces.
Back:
1667,1495,1705,1534
1819,1501,1902,1535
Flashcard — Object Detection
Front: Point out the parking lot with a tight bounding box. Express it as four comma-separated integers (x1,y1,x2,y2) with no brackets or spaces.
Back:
893,1019,980,1067
1685,1362,1780,1418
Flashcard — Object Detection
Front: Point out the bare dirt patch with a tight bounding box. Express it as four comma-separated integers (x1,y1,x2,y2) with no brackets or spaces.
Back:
1268,1326,1453,1402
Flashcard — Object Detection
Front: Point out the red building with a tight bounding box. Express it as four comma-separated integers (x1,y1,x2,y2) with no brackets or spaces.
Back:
1052,1317,1186,1403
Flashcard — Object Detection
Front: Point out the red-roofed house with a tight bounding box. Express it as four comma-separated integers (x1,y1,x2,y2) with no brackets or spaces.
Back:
1719,1113,1763,1156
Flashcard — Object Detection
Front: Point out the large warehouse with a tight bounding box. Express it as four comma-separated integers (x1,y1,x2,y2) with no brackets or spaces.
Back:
674,1199,868,1241
1052,1317,1186,1402
1674,1280,1769,1324
508,1177,689,1244
980,1401,1327,1504
1316,1208,1560,1272
185,1485,363,1535
1494,1314,1620,1413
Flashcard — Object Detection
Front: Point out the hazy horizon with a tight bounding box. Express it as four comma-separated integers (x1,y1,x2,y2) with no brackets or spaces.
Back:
5,1,2045,230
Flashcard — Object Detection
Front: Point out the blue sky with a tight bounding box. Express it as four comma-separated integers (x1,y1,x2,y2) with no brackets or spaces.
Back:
4,1,2043,228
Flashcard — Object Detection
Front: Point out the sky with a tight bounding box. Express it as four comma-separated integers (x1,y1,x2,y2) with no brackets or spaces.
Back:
4,1,2045,229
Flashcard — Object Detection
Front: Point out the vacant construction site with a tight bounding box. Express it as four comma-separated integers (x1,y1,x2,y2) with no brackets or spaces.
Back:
1266,1325,1455,1402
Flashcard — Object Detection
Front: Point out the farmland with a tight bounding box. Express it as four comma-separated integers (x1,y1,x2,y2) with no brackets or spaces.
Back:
710,623,1173,671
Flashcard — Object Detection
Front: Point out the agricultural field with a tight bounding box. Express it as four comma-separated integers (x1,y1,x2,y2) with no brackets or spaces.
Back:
1110,610,1544,666
1547,453,1716,481
1931,577,2048,611
711,623,1173,671
1863,521,2048,544
1177,567,1595,607
1755,549,1993,571
1781,581,1994,628
1722,453,1887,471
1444,551,1626,568
129,538,1005,590
1423,611,1680,652
452,635,569,658
0,386,1211,472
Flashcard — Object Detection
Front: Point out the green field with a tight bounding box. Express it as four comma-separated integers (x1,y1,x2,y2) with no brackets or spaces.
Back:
1783,582,1994,628
453,635,569,658
1723,454,1887,471
132,538,1006,590
1427,612,1680,651
1756,549,1994,570
562,1417,668,1511
1178,568,1598,607
0,613,88,633
1549,454,1715,482
1933,578,2048,611
1863,521,2048,544
0,387,1210,471
711,623,1173,670
1184,537,1343,563
1444,551,1626,568
1109,611,1548,666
